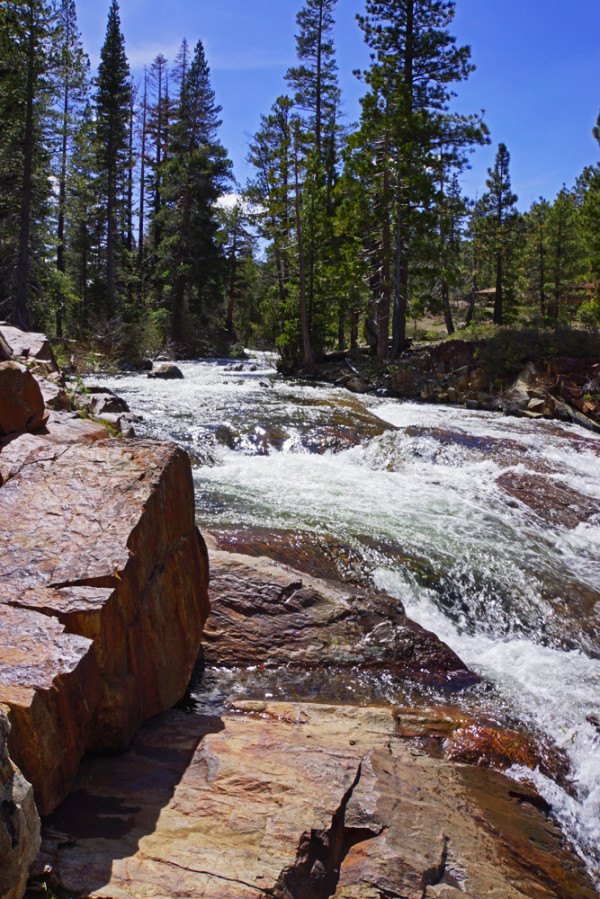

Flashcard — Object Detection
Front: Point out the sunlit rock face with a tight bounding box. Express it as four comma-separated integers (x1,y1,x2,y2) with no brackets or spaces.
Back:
0,438,210,815
206,549,478,686
40,702,598,899
0,710,40,899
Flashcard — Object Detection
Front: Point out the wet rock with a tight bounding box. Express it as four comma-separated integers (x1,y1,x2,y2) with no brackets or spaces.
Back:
205,550,478,686
0,439,210,813
496,470,600,530
394,707,570,785
247,425,288,455
346,376,372,394
302,426,362,454
89,391,130,416
215,424,238,449
0,710,40,899
0,326,58,372
39,702,598,899
147,364,184,380
0,363,47,437
211,528,370,585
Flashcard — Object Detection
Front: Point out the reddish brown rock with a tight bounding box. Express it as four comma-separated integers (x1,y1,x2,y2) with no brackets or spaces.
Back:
206,550,477,686
0,604,102,815
38,702,597,899
0,416,108,484
0,439,210,813
496,470,599,530
0,326,58,372
211,527,369,584
395,707,570,785
0,363,47,437
0,710,40,899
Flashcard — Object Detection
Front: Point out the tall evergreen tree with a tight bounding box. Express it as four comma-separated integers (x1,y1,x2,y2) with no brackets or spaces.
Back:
53,0,90,336
93,0,132,314
159,39,231,348
479,142,518,325
0,0,55,327
283,0,342,355
354,0,487,360
247,96,294,342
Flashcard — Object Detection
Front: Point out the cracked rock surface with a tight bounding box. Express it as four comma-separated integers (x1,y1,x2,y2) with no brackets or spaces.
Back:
39,702,597,899
0,437,210,815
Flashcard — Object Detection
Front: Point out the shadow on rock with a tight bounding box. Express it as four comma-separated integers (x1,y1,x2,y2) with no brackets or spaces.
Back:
32,711,224,898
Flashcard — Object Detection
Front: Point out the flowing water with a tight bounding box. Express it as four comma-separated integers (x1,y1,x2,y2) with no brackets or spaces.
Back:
90,356,600,884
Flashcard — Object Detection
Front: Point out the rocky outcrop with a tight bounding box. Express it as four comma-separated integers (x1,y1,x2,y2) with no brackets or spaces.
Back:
0,325,58,372
148,363,184,379
206,550,477,686
0,438,210,814
0,363,47,437
0,332,12,362
37,702,598,899
0,711,40,899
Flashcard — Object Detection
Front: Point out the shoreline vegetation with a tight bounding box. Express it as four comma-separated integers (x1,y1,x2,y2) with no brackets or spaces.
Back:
0,0,599,369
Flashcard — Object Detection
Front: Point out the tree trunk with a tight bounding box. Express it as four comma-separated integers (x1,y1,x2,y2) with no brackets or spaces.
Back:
138,72,148,276
294,132,314,372
225,228,238,335
441,277,455,334
494,253,503,325
56,75,69,338
377,131,391,365
15,5,36,329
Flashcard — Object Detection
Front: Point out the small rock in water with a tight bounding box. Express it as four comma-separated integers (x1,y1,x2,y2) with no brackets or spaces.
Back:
148,364,184,380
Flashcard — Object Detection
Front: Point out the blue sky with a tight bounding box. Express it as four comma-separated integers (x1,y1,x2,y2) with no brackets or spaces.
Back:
78,0,600,210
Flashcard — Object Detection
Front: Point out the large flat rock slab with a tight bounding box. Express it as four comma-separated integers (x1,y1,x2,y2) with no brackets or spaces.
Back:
206,550,477,686
0,438,210,813
39,702,597,899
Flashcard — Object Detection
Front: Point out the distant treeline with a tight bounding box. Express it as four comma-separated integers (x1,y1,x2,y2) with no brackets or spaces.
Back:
1,0,599,363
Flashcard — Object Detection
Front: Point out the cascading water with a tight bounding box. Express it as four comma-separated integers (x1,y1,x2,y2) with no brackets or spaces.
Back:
90,355,600,884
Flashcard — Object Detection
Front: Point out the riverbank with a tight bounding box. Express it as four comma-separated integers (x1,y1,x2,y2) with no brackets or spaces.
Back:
288,329,600,435
1,332,599,897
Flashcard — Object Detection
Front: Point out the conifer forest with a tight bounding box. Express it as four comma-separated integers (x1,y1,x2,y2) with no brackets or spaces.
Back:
2,0,600,365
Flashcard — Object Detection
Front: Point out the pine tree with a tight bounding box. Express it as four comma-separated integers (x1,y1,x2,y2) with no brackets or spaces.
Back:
93,0,132,314
53,0,90,336
284,0,342,353
159,39,231,348
247,96,294,329
355,0,487,359
523,198,550,317
480,143,518,325
0,0,55,327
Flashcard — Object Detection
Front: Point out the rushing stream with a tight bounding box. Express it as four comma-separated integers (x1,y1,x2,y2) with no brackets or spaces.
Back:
89,355,600,885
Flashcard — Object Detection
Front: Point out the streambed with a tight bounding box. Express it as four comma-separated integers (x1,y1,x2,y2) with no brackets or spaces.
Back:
90,355,600,884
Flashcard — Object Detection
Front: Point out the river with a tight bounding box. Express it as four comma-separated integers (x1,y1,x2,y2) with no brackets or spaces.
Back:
90,354,600,885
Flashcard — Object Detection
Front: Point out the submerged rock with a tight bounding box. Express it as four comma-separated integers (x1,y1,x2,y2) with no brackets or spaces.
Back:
38,702,598,899
148,364,184,380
